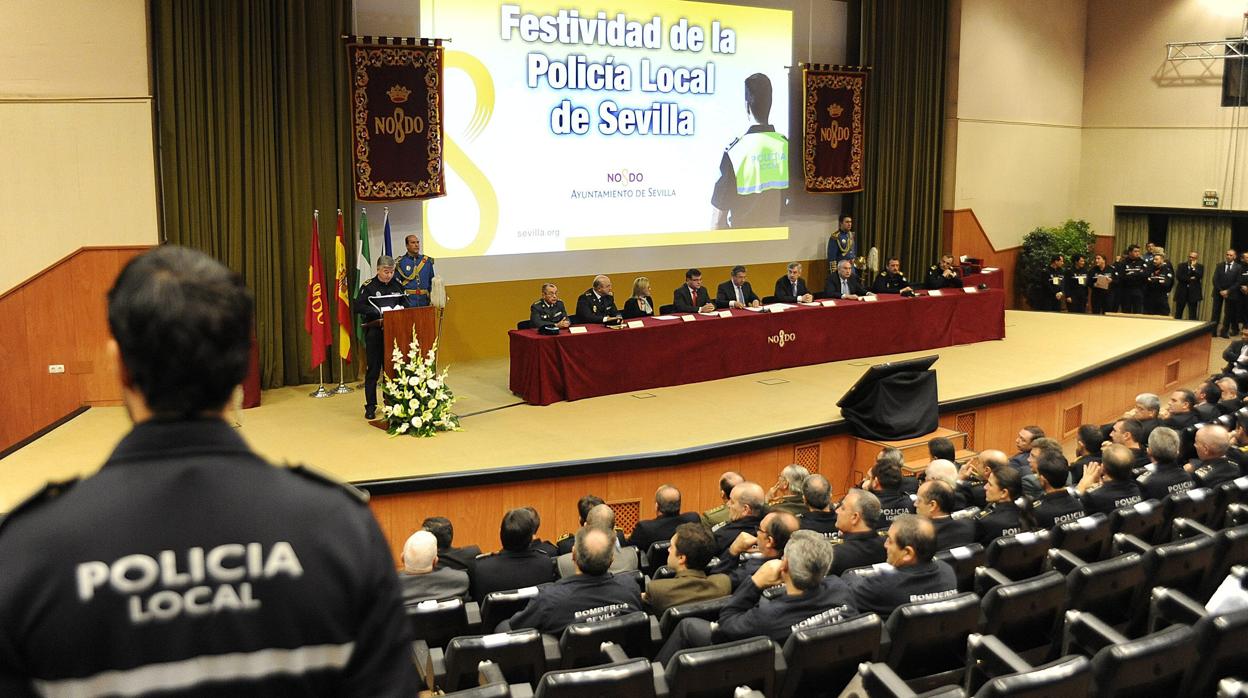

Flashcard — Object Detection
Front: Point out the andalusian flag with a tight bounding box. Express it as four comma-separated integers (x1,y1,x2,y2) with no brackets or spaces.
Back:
333,209,352,361
304,210,331,370
354,208,372,347
382,206,393,257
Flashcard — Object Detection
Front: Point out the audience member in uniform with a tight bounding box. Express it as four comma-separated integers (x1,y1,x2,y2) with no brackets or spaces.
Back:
830,489,887,575
702,471,744,528
924,460,970,510
974,465,1027,545
1023,437,1064,499
915,480,976,551
1008,426,1044,474
869,459,916,529
1137,426,1194,501
844,515,958,617
557,504,639,577
1163,389,1201,431
398,530,470,604
1189,424,1243,488
767,464,811,515
502,527,642,635
644,523,731,615
713,481,768,555
472,508,557,600
627,485,699,552
712,511,799,589
1030,454,1085,530
1195,383,1223,423
1070,424,1104,483
421,516,480,578
1109,418,1150,469
525,506,560,557
656,532,856,664
1076,444,1143,515
798,474,839,536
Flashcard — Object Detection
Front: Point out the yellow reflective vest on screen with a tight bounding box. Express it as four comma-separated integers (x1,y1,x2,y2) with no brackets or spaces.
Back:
729,131,789,195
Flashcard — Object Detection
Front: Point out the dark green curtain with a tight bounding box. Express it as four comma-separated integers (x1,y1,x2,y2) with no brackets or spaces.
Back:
152,0,354,388
852,0,948,281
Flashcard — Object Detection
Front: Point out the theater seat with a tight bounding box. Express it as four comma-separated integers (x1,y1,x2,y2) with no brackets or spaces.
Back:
984,532,1051,582
1108,501,1163,544
427,628,558,693
777,613,883,698
1061,553,1146,632
1158,488,1217,540
934,544,985,593
557,611,660,668
882,592,981,692
1049,513,1110,563
407,597,483,682
658,596,731,638
1086,621,1196,696
441,662,513,697
533,656,662,698
1181,607,1248,698
481,586,541,632
855,662,964,697
978,570,1066,663
1215,477,1248,525
663,635,779,698
963,633,1092,697
659,304,676,315
645,539,672,573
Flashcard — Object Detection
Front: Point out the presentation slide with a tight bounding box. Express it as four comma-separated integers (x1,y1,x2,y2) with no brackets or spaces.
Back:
419,0,794,259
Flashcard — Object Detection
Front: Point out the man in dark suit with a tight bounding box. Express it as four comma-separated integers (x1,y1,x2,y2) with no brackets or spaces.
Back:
472,508,557,600
421,516,480,578
574,274,622,324
398,531,470,604
1222,327,1248,375
1173,251,1204,320
1212,249,1241,337
825,259,869,299
716,265,762,309
773,262,813,303
627,485,699,552
673,268,716,313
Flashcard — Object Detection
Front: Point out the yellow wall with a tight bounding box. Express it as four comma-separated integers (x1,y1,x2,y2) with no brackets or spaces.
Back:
0,0,158,293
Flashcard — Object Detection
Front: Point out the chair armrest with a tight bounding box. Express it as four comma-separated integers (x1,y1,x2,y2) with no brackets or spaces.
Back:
1171,518,1217,540
542,633,562,666
973,566,1013,596
773,641,788,694
601,641,631,664
465,601,482,631
426,645,446,692
1148,586,1207,633
1047,548,1086,575
878,625,892,658
508,683,535,698
651,661,670,698
1111,532,1150,556
478,661,506,686
860,661,919,696
1062,611,1128,658
412,639,431,683
966,633,1032,689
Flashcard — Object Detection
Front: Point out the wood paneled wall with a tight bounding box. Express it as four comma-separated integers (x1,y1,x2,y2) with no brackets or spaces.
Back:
0,246,150,452
368,331,1209,562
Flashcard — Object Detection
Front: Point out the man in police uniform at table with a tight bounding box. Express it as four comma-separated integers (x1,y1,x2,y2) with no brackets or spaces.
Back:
355,255,407,420
924,255,964,290
0,246,416,695
872,257,915,295
575,274,623,324
530,282,570,330
396,234,435,308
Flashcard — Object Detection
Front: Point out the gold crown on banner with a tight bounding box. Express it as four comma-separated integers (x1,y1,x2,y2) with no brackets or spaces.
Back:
828,104,844,118
387,85,411,103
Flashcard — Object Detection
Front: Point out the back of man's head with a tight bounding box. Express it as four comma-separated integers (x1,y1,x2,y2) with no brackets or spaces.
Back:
744,72,773,123
1101,444,1136,481
656,485,681,516
780,464,809,494
925,460,958,486
844,488,881,531
1078,424,1104,456
1197,424,1231,459
577,495,605,524
108,246,254,418
928,437,956,462
874,459,904,491
733,482,766,518
979,449,1009,471
500,508,538,552
920,480,955,516
719,471,744,500
673,522,716,571
803,474,832,510
421,516,454,549
585,503,616,532
1147,426,1181,463
573,527,614,576
784,530,833,591
402,530,438,574
891,514,937,565
767,512,800,555
1036,452,1069,489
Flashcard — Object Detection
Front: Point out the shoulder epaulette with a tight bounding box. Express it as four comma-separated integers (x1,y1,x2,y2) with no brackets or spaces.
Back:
930,265,938,271
0,477,79,535
287,464,369,505
556,532,573,542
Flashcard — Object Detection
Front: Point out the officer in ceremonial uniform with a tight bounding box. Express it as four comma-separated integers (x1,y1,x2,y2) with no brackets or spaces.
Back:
529,283,570,330
574,275,622,325
1116,245,1148,313
924,255,964,290
872,258,914,295
396,234,436,308
355,255,406,420
1143,252,1175,315
1064,254,1090,313
0,247,417,695
828,215,857,272
711,73,788,230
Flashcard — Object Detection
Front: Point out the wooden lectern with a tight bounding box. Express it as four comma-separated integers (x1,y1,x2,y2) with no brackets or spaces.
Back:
382,306,438,375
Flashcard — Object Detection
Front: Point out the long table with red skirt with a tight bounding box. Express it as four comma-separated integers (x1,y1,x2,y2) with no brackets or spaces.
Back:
509,288,1006,405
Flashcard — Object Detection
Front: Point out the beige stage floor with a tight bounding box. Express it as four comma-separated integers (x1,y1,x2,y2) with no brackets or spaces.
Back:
0,311,1219,511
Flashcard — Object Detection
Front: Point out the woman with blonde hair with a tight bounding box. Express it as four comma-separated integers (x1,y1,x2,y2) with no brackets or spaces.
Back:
623,276,655,318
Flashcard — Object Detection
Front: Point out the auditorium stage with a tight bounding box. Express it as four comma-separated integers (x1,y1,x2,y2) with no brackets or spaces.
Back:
0,310,1216,513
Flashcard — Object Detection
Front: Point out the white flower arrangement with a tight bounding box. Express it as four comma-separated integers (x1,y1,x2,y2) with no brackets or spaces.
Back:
380,328,460,437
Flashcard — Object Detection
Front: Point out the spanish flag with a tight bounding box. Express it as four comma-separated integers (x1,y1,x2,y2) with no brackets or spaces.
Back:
304,210,331,369
333,209,352,361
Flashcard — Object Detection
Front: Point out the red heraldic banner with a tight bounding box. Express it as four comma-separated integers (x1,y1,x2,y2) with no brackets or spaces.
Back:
305,212,331,369
347,38,445,201
802,67,866,193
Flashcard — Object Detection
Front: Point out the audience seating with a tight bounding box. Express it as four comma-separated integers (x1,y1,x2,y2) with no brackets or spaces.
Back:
881,592,981,691
1229,502,1248,528
1063,612,1196,696
934,544,985,593
440,661,512,697
1215,477,1248,523
963,633,1092,697
658,596,731,638
977,570,1066,663
534,650,662,697
1058,553,1146,632
481,587,541,633
662,635,779,698
557,611,660,668
658,304,676,315
1048,514,1110,563
645,539,672,573
1221,678,1248,697
1107,501,1163,544
777,613,882,698
1158,488,1218,540
426,628,558,693
984,532,1051,583
408,597,483,682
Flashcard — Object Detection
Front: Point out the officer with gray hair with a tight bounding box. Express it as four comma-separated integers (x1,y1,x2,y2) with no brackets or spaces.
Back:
768,463,811,515
799,474,838,536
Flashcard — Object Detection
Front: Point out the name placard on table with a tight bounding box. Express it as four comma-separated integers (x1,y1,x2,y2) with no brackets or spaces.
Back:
569,326,587,334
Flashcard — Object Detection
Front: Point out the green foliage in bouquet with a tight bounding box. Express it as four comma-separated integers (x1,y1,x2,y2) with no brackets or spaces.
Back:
381,328,460,437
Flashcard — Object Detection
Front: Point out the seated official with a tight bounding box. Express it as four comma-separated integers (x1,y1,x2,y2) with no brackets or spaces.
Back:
773,262,813,303
398,531,469,605
354,254,405,420
1071,424,1104,483
627,485,699,552
574,274,622,324
974,465,1026,545
916,480,976,551
767,464,811,516
421,516,480,578
825,259,869,299
716,265,762,309
844,515,958,617
673,268,717,313
710,511,798,590
872,257,914,294
798,474,838,536
1075,444,1143,515
645,523,731,616
1031,456,1085,530
830,489,888,575
1163,389,1201,431
502,528,642,636
1108,418,1151,469
1023,437,1064,499
1008,425,1044,474
471,508,557,600
702,471,744,529
924,255,964,289
713,482,768,556
1217,377,1242,414
621,276,656,319
1189,424,1243,488
1137,426,1194,501
868,459,916,529
556,495,626,556
556,505,639,578
924,460,971,511
529,282,570,330
1195,382,1222,423
655,532,857,665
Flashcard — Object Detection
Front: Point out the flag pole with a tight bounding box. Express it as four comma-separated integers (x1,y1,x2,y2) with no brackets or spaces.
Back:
310,365,332,398
308,208,333,399
334,353,353,393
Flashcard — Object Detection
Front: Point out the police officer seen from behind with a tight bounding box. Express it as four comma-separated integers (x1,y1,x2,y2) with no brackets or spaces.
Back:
529,282,570,330
1064,254,1090,313
1144,252,1175,315
1137,426,1194,502
974,465,1027,545
0,246,417,694
711,73,789,230
1031,453,1085,530
1074,444,1143,515
830,489,888,575
355,255,405,420
798,474,839,536
1173,251,1204,320
924,254,964,290
471,508,558,601
1212,249,1241,337
1117,244,1148,313
873,257,914,295
501,527,642,635
844,515,959,618
574,274,622,325
868,459,917,529
915,480,977,551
